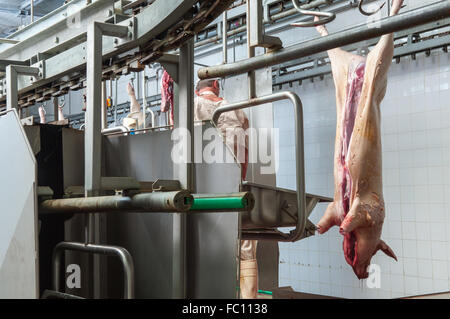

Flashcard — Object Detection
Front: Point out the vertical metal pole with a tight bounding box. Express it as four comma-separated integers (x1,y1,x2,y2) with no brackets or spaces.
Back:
6,65,38,118
85,23,103,198
86,23,103,299
247,0,256,99
222,11,228,64
5,66,18,112
141,69,147,129
30,0,34,23
101,81,107,130
53,97,58,122
114,78,118,125
172,39,194,299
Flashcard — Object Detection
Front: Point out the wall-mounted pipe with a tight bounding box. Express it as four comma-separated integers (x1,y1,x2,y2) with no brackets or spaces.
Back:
212,91,306,242
198,1,450,79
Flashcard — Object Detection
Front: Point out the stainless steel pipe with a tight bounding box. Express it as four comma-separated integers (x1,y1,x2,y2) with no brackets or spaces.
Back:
39,191,193,214
211,91,306,242
52,242,135,299
198,1,450,79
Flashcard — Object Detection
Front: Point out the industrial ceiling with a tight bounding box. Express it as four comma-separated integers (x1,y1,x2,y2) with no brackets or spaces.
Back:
0,0,65,37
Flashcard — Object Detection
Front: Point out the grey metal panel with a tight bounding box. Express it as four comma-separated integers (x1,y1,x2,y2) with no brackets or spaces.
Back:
103,130,175,298
102,125,241,298
188,123,240,299
62,128,85,189
0,109,38,298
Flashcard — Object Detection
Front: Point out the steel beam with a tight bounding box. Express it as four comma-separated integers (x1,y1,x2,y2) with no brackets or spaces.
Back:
172,39,195,299
198,1,450,79
85,22,128,196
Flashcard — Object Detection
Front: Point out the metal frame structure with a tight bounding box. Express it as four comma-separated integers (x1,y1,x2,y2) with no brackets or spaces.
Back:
85,21,129,197
5,65,40,112
0,0,235,109
212,91,306,242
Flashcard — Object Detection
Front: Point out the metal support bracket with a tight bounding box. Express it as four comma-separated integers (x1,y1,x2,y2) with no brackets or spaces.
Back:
248,0,282,50
114,17,137,48
6,65,40,112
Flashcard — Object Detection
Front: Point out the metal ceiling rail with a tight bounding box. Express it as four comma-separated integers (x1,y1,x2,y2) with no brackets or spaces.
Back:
0,0,234,107
273,19,450,86
198,1,450,80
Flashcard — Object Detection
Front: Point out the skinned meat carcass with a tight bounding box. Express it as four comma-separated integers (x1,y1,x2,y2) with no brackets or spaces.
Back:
161,70,175,126
314,1,404,279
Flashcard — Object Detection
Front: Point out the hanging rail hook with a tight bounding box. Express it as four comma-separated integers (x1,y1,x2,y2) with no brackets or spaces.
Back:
291,0,336,27
359,0,406,17
358,0,386,16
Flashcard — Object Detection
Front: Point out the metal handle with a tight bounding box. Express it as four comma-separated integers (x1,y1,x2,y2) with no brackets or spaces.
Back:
52,241,135,299
291,0,336,27
211,91,306,242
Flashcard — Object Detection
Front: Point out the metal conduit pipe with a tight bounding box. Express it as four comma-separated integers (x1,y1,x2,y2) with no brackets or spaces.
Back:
198,1,450,79
223,11,228,64
39,191,193,214
212,91,306,242
52,242,135,299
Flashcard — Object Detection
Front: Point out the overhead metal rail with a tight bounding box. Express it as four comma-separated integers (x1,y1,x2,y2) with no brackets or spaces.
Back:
0,0,235,109
273,18,450,86
198,1,450,80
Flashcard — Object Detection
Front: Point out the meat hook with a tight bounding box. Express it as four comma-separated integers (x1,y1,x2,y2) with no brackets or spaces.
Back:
290,0,336,27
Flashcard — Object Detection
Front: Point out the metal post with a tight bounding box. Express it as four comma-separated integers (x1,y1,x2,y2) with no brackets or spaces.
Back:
114,78,118,125
172,39,194,299
141,69,147,129
101,81,107,130
6,65,40,118
222,11,228,64
85,22,103,197
53,97,58,121
30,0,34,23
246,0,256,99
85,21,129,298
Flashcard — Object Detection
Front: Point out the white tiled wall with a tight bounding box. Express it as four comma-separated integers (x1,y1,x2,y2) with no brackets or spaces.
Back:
274,50,450,298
